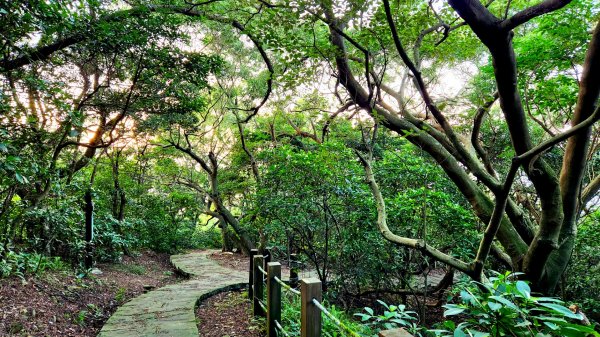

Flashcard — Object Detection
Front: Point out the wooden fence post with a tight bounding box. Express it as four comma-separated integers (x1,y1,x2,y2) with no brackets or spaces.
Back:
248,248,259,299
301,278,322,337
289,253,299,288
84,189,94,269
264,247,272,265
266,262,281,337
253,255,265,317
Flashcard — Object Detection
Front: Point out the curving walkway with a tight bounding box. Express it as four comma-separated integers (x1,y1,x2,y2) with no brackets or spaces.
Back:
99,250,247,337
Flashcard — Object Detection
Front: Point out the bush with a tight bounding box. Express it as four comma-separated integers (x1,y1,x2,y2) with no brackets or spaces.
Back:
278,291,372,336
92,215,138,262
0,245,66,279
357,272,599,337
191,226,223,249
441,272,599,337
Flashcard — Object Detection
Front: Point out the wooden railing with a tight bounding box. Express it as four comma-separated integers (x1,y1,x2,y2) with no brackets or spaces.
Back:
248,248,413,337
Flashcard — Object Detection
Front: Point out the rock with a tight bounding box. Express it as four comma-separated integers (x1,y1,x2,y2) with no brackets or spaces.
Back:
90,268,103,275
379,328,414,337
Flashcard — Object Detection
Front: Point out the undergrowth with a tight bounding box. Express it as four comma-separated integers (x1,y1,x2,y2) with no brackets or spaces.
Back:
0,247,66,279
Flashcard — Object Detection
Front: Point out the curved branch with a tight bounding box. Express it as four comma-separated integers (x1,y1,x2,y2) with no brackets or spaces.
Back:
501,0,573,31
1,7,162,71
322,101,354,140
231,21,274,123
357,151,473,275
474,104,600,277
325,10,528,263
582,175,600,206
235,114,260,182
471,91,499,177
383,0,501,192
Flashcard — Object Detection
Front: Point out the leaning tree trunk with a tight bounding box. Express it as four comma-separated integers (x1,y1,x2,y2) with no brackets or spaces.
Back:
219,219,234,252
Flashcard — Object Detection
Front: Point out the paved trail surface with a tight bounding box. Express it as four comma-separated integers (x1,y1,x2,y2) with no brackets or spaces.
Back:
99,250,246,337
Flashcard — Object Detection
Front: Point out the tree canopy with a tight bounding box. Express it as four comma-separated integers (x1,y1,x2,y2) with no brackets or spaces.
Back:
1,0,599,305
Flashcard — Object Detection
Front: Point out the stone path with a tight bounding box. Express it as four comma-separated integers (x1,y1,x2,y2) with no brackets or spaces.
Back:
99,250,247,337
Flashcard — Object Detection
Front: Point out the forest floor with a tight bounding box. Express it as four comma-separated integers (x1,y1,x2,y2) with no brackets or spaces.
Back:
0,251,179,337
196,290,263,337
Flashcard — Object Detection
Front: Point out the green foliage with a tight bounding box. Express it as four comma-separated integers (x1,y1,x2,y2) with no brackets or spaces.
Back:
440,272,599,337
74,303,105,327
255,134,480,296
115,264,146,276
357,274,599,337
564,211,600,316
1,4,598,333
0,247,65,279
191,227,223,250
278,292,372,336
355,300,422,334
114,287,127,303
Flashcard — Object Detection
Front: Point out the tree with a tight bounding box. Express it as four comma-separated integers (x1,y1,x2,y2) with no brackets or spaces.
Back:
1,0,598,294
275,0,599,292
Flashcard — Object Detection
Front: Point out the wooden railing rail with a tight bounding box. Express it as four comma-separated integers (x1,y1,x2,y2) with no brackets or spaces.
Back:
248,249,413,337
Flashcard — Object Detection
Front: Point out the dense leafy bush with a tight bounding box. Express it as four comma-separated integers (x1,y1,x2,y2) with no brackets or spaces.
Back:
92,215,138,262
355,300,422,334
0,245,66,279
191,226,223,249
256,138,481,300
357,273,599,337
441,272,599,337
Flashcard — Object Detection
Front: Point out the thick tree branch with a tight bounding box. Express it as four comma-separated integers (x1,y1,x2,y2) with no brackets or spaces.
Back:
168,140,214,176
473,103,600,278
235,115,261,182
582,174,600,206
1,7,158,71
501,0,573,31
325,8,528,263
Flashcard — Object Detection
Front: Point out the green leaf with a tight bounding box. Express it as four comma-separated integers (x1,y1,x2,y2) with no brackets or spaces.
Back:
15,173,28,184
489,296,519,311
543,321,559,330
516,281,531,299
454,329,467,337
538,303,583,320
487,302,502,311
444,307,466,316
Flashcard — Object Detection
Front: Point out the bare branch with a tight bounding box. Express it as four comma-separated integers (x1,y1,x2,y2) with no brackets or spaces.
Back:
501,0,573,31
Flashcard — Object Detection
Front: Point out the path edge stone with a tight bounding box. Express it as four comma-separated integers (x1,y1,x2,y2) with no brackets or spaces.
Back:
170,254,193,278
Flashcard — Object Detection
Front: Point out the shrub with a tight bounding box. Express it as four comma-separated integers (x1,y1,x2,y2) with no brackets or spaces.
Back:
441,272,599,337
0,245,66,279
277,291,372,336
357,272,599,337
